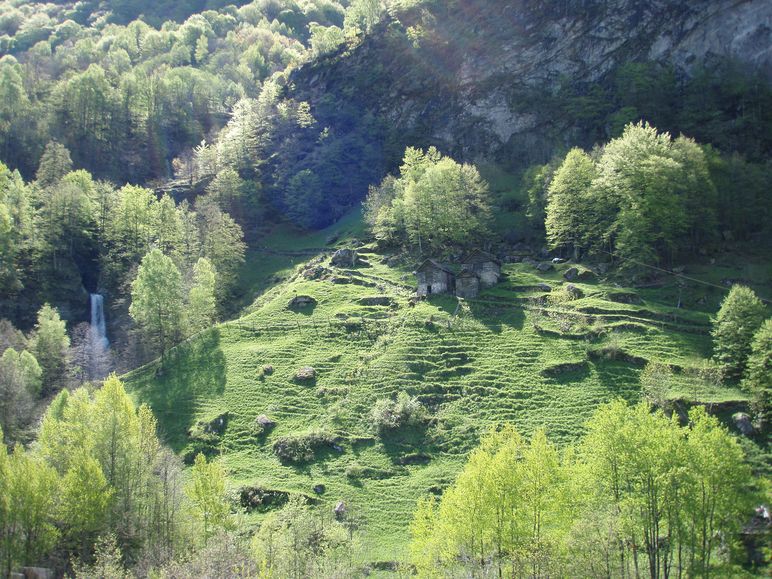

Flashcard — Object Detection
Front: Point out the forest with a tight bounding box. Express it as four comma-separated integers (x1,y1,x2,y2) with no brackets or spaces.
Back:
0,0,770,577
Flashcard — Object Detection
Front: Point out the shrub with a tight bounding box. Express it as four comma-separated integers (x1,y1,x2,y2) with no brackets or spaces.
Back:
712,285,766,379
272,429,334,463
742,319,771,423
369,392,426,435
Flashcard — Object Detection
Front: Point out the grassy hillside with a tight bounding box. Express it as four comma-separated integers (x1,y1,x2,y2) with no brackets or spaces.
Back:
124,214,764,566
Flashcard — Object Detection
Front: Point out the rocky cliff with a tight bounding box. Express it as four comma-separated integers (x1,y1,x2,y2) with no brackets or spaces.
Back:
286,0,772,170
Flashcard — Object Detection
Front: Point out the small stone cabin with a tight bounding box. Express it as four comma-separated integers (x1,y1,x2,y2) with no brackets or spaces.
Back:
455,267,481,299
462,249,502,288
415,259,454,296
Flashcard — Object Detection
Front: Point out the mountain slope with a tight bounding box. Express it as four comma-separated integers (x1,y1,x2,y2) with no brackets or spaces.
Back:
124,228,761,562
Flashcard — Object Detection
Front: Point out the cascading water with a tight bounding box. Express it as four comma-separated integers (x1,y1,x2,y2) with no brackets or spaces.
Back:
90,293,109,349
87,293,111,381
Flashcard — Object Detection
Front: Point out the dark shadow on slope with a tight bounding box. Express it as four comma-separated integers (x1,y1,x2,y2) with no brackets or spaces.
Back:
591,360,642,401
130,328,227,452
466,300,526,333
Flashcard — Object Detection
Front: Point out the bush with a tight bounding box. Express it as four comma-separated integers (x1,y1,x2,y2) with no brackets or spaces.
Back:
742,319,772,423
272,429,335,463
712,285,766,379
369,392,426,435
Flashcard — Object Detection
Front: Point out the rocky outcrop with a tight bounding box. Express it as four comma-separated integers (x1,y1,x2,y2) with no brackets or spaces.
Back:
288,0,772,170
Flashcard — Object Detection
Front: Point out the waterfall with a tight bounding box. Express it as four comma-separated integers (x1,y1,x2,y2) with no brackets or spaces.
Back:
90,293,109,349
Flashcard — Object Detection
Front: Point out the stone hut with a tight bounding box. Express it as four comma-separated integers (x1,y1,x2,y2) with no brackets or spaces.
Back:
415,259,454,296
455,267,480,299
462,249,501,287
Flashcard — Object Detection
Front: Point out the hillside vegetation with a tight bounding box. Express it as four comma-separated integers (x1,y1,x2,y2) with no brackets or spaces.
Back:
125,216,765,563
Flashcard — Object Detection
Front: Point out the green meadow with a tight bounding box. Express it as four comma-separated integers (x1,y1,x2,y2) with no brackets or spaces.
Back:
125,215,761,565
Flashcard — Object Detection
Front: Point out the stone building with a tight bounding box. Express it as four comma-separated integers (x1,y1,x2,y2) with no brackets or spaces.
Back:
462,250,501,287
415,259,455,296
455,267,481,299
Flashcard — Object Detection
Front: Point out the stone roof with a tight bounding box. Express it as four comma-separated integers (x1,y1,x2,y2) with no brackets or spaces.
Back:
416,259,454,275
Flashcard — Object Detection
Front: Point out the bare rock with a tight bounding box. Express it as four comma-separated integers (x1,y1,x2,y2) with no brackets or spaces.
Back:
536,262,554,272
255,414,276,430
733,412,754,436
295,366,316,381
563,267,579,281
334,501,346,519
331,248,358,267
288,295,317,308
262,365,274,375
565,284,584,299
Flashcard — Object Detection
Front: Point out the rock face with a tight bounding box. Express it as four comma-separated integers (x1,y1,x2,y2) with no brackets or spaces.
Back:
733,412,754,436
564,267,579,281
331,248,358,267
288,0,772,170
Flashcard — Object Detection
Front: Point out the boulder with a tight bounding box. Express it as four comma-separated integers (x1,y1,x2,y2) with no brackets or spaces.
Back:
607,291,642,305
536,262,554,272
577,269,596,281
190,413,229,439
262,365,274,375
313,484,326,494
288,295,316,308
535,283,552,292
732,412,754,436
295,366,316,381
552,257,567,264
358,296,394,306
563,267,579,281
331,248,358,267
565,284,584,299
255,414,276,430
334,501,347,519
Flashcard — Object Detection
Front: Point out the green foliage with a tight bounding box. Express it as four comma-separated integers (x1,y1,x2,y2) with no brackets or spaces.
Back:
59,450,112,553
30,303,69,394
542,122,718,267
130,249,186,357
369,391,426,435
37,375,189,565
366,147,492,253
712,285,767,379
252,494,361,578
272,428,335,463
411,401,759,577
0,433,60,576
639,361,673,412
545,148,597,256
185,453,231,545
410,425,566,576
742,319,772,423
0,348,42,437
188,257,218,334
197,198,247,302
35,141,73,187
